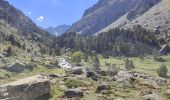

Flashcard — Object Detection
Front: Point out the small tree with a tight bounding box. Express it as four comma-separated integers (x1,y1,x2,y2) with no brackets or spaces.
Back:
125,58,135,70
49,48,53,55
71,51,82,65
6,46,13,57
93,54,100,70
22,43,26,50
157,64,168,77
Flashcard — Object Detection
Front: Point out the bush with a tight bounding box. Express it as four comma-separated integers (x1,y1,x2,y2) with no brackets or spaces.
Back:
92,54,100,70
107,64,119,76
6,46,13,57
157,64,168,77
65,79,86,88
71,51,83,65
49,84,62,99
125,58,135,70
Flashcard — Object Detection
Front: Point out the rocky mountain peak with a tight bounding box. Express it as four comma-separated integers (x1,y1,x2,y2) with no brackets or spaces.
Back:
69,0,160,35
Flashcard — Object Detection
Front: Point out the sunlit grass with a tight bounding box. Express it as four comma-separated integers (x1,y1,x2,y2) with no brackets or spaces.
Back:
96,55,170,77
0,65,65,85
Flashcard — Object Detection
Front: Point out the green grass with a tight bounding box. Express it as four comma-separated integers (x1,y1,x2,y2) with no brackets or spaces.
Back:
65,79,87,88
82,55,170,77
49,84,62,100
0,65,65,85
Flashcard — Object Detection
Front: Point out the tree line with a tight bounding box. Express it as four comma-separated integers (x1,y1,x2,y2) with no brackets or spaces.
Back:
53,25,159,57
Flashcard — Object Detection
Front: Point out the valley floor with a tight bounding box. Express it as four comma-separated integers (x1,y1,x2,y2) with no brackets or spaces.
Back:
0,55,170,100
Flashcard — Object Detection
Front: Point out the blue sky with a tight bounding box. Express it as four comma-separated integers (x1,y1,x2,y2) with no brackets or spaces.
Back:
8,0,98,28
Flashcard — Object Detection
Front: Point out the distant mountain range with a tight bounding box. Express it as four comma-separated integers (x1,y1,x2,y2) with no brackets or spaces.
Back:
46,25,71,36
69,0,170,35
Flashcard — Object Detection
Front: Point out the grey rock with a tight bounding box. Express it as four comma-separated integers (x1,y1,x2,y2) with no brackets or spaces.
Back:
0,53,4,58
0,75,50,100
159,44,170,54
86,70,98,81
96,84,110,93
63,88,84,98
69,0,160,35
165,90,170,95
72,67,85,75
49,74,63,78
5,63,26,73
143,92,162,100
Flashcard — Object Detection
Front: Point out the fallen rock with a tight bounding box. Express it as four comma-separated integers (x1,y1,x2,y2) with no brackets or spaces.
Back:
113,71,132,85
165,90,170,95
159,44,170,55
0,75,50,100
72,67,85,75
86,70,98,81
4,62,26,73
0,53,4,58
45,64,56,69
96,84,111,93
63,88,84,98
143,92,162,100
49,74,63,78
139,80,159,89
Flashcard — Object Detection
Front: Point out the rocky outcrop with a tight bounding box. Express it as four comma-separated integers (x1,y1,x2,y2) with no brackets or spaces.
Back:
159,44,170,54
100,0,170,35
4,63,27,73
4,62,35,73
46,25,71,36
0,0,52,42
96,84,111,93
62,88,84,98
142,92,162,100
69,0,160,35
0,75,50,100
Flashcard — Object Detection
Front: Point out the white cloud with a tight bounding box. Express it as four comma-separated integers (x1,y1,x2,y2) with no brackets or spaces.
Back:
37,16,44,22
28,12,32,15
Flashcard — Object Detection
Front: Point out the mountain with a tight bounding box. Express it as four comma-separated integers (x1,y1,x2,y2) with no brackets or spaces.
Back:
46,25,71,36
98,0,170,35
69,0,168,35
0,0,53,58
0,0,52,42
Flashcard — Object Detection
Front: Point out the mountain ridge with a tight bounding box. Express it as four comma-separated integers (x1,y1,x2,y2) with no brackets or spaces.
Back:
69,0,162,35
46,25,71,36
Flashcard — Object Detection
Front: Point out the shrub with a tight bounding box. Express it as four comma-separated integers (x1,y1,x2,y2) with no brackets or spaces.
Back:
125,58,135,70
65,79,86,88
157,64,168,77
71,51,83,65
49,84,62,99
92,54,100,70
107,64,119,76
6,46,13,57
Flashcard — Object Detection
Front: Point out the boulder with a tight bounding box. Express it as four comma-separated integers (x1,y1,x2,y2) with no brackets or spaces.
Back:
5,62,26,73
86,70,98,81
159,44,170,55
96,84,111,93
45,64,55,69
63,88,84,98
113,71,132,85
143,93,162,100
49,74,63,78
0,53,4,58
139,80,159,89
165,90,170,95
0,75,50,100
72,67,85,75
